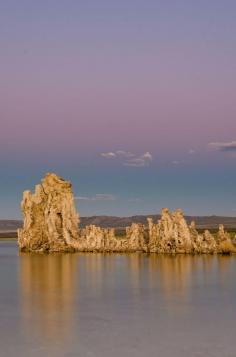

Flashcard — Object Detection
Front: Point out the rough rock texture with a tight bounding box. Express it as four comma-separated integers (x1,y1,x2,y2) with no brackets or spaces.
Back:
216,224,236,253
71,223,147,252
18,173,236,254
148,208,193,253
147,209,220,254
18,173,79,252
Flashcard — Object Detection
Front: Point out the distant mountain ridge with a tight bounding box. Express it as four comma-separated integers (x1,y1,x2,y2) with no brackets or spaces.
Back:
0,220,22,231
80,215,236,230
1,215,236,234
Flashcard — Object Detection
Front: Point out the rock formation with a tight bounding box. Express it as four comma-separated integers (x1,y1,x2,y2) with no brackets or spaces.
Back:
216,224,236,253
18,173,236,254
149,208,193,253
18,173,79,252
72,223,147,252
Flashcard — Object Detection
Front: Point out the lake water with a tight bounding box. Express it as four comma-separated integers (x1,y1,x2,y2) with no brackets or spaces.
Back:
0,241,236,357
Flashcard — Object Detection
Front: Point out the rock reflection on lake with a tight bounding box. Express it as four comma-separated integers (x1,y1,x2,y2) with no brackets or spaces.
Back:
0,241,236,357
19,253,78,342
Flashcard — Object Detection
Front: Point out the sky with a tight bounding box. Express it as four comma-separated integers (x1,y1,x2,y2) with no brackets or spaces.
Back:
1,0,236,218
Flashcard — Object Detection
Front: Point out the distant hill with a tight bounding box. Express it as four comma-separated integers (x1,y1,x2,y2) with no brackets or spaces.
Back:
80,215,236,230
1,215,236,238
0,220,22,238
0,220,22,231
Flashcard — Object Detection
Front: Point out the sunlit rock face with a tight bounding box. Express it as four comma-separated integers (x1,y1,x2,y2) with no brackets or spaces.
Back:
216,224,236,253
217,224,231,243
198,230,217,254
18,173,149,253
148,209,193,253
73,223,147,252
147,212,235,254
18,173,236,254
18,173,79,252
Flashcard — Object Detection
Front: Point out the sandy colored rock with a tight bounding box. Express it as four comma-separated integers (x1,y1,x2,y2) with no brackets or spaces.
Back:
18,173,79,252
147,208,193,253
217,224,231,243
73,223,147,252
18,173,236,254
216,224,236,253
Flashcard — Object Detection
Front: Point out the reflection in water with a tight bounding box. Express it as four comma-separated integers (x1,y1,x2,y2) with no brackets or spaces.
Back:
19,253,78,342
148,255,214,299
17,251,236,356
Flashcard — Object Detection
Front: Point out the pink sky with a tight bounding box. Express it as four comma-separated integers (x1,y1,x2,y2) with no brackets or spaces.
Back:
1,0,236,217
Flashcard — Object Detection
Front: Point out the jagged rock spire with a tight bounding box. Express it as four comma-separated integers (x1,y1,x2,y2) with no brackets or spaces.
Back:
18,173,79,252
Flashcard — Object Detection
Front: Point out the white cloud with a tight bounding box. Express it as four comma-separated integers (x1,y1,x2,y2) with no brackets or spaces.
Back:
208,141,236,151
141,151,153,161
101,150,153,167
101,150,135,159
124,151,153,167
75,194,116,201
101,152,116,158
116,150,135,158
188,149,196,154
172,160,181,165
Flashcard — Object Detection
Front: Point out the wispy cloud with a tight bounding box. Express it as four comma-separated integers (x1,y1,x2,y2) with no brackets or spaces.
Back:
75,194,116,201
124,159,147,167
101,150,135,159
188,149,196,154
172,160,181,165
101,150,153,167
115,150,135,158
142,152,153,160
127,198,143,203
101,152,116,158
208,141,236,152
124,152,153,167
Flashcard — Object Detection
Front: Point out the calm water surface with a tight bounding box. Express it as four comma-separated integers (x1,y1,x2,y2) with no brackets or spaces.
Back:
0,241,236,357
